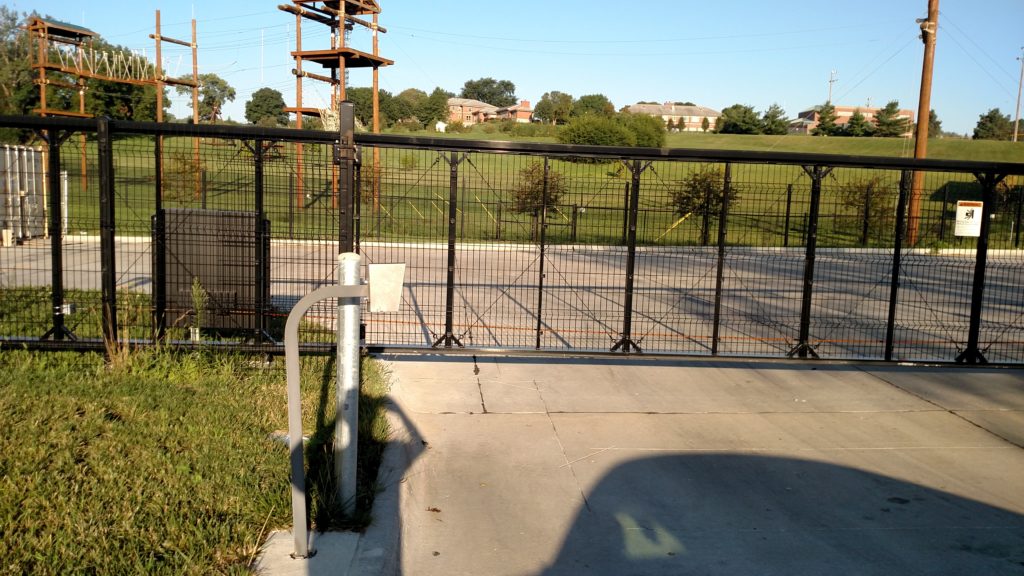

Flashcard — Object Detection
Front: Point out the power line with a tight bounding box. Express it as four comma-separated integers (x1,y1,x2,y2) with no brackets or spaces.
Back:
938,10,1017,82
939,24,1017,99
390,19,904,45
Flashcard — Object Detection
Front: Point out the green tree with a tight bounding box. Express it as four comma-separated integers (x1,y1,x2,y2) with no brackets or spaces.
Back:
392,88,427,122
616,112,666,147
244,87,288,126
812,102,839,136
558,115,636,147
669,167,737,243
347,86,396,128
927,109,942,137
973,108,1013,140
760,103,788,135
177,73,235,123
419,87,453,128
873,100,909,137
717,104,762,134
838,176,892,244
572,94,615,117
512,161,567,215
533,91,573,124
701,116,710,132
459,77,516,107
843,109,873,137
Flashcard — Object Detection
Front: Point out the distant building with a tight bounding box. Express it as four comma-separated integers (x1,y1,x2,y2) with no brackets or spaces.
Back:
447,98,533,125
790,105,915,137
448,98,498,125
626,102,721,132
495,100,533,123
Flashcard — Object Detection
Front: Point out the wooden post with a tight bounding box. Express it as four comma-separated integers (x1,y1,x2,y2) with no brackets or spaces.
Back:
908,0,939,246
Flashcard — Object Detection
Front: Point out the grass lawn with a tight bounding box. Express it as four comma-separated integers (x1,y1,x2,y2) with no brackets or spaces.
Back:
0,348,391,575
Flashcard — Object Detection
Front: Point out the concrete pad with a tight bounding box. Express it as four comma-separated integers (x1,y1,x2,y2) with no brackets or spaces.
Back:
955,410,1024,448
253,530,359,576
399,412,584,576
864,367,1024,410
516,360,935,414
383,357,1024,576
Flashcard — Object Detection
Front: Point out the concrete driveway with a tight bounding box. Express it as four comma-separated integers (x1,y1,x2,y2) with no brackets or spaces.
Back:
380,356,1024,576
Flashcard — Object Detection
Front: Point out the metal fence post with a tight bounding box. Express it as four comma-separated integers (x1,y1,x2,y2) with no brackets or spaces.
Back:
783,183,793,248
1015,183,1023,248
338,102,356,254
253,139,268,343
433,152,464,348
535,158,550,350
38,128,74,341
612,159,646,353
788,165,830,358
97,117,118,347
711,163,732,355
336,253,361,515
956,172,1005,364
884,171,911,361
152,136,166,342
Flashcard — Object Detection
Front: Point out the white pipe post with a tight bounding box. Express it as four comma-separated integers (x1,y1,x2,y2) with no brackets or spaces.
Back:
336,252,361,515
284,281,367,558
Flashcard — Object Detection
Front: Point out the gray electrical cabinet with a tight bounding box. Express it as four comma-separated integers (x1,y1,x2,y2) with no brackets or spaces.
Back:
160,208,270,333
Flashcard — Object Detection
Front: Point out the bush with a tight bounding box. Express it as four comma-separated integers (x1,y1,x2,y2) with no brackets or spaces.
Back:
391,118,423,132
511,122,559,139
837,176,894,243
558,115,636,147
445,120,470,134
513,161,567,215
616,112,667,147
669,167,737,242
162,151,204,201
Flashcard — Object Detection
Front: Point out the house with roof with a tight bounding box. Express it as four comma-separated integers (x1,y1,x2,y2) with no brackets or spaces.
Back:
789,105,915,136
448,98,498,125
626,102,721,132
495,100,533,123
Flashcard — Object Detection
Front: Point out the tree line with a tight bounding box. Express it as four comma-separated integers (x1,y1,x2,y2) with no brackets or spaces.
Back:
1,6,1018,143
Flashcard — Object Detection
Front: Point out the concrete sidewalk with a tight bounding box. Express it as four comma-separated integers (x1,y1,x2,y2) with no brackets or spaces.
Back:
385,356,1024,576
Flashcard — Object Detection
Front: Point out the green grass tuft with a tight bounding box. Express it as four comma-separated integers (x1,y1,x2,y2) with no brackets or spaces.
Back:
0,348,391,574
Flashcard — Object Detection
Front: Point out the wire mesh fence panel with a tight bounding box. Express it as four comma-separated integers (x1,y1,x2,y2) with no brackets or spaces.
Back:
631,160,719,355
359,146,451,347
715,165,809,357
980,250,1024,363
807,167,902,359
891,171,978,362
447,153,542,349
54,135,105,343
538,159,632,351
2,116,1023,364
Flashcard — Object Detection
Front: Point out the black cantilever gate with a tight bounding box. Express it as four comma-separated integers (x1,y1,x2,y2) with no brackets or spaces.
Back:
1,114,1022,364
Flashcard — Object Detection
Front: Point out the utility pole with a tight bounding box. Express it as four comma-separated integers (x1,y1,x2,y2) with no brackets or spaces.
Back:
1013,46,1023,143
827,69,838,103
908,0,939,247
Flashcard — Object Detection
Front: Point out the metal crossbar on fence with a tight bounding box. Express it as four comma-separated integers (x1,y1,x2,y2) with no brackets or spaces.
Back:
1,114,1023,364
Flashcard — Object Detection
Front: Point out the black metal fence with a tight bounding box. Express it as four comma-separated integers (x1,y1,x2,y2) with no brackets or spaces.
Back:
1,114,1023,364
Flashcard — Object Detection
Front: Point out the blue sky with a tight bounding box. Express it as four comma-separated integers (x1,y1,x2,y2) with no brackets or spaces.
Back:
9,0,1024,135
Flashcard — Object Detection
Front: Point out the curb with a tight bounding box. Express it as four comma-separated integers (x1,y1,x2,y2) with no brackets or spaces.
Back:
345,392,421,575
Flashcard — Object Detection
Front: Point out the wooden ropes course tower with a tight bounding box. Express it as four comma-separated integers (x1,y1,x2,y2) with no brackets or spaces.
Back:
27,13,200,195
279,0,393,208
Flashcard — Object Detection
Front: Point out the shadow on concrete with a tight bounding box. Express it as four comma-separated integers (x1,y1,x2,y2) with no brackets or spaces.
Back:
540,453,1024,575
